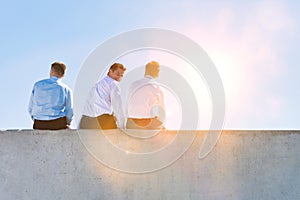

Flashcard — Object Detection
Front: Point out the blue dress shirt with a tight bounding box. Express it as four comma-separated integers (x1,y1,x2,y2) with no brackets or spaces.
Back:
28,76,73,124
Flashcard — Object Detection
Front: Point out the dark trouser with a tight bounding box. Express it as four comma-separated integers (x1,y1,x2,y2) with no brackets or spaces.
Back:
126,117,163,129
79,114,117,130
33,117,69,130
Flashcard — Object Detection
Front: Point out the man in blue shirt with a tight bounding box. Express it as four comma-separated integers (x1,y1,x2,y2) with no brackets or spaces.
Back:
28,61,73,130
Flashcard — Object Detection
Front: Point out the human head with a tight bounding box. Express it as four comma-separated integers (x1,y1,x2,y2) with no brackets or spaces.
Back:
145,61,160,78
107,63,126,82
50,61,66,78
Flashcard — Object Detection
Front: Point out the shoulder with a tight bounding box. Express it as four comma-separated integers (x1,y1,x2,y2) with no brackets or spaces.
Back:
132,77,158,88
131,77,148,86
96,76,112,87
104,76,119,88
33,78,50,87
58,81,72,92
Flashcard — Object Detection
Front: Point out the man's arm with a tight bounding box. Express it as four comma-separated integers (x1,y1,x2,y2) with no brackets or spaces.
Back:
155,87,166,122
28,87,34,120
65,88,74,125
111,84,125,129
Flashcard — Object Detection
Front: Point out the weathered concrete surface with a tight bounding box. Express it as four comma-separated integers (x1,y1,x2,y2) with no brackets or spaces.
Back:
0,130,299,200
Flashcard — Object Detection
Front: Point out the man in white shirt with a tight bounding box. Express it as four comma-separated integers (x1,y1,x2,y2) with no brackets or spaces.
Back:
79,63,126,129
126,61,165,129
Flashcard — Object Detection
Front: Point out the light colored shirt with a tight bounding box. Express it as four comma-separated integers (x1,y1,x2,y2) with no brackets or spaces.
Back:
127,75,165,119
82,75,125,128
28,76,73,124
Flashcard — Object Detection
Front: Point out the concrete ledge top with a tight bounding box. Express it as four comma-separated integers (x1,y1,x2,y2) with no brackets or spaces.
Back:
1,129,299,135
1,129,299,200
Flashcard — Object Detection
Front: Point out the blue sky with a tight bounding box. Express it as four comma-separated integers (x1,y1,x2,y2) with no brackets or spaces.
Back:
0,0,299,130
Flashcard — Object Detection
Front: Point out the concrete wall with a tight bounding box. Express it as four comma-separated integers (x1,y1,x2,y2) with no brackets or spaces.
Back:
0,130,299,200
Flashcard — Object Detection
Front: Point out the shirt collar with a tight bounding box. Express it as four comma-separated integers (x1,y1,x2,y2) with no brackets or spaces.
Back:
105,75,118,83
50,76,60,81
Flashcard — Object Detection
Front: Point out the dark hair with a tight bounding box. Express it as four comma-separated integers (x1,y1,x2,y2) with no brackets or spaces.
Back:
107,63,126,75
51,61,66,77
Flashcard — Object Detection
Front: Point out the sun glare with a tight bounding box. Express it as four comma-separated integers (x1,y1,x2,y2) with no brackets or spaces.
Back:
116,49,213,130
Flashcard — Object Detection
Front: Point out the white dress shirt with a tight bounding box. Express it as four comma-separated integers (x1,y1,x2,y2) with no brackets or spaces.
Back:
82,76,125,128
127,75,165,119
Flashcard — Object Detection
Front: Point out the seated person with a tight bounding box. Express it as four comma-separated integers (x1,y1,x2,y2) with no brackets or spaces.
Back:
126,61,165,129
79,63,126,129
28,62,73,130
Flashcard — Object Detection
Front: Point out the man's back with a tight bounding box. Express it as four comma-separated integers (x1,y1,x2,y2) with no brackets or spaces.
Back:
29,77,71,120
28,61,73,130
127,76,164,118
126,61,165,130
82,75,119,117
79,63,126,129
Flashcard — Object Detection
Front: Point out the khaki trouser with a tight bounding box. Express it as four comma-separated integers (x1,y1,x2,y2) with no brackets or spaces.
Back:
79,114,117,130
